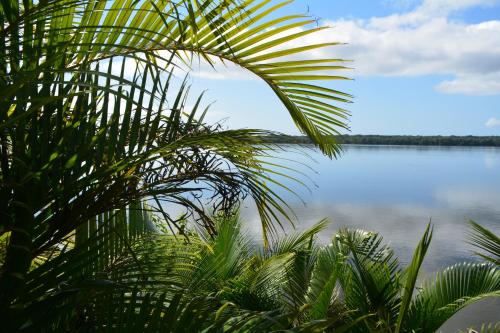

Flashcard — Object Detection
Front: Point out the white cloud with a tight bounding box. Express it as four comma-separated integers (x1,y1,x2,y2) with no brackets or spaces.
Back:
273,0,500,96
154,0,500,96
370,0,498,28
436,73,500,95
185,56,256,81
486,117,500,127
331,15,499,73
191,67,253,80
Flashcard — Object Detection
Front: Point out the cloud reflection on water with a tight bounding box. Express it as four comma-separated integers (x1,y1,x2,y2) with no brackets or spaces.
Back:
240,197,500,273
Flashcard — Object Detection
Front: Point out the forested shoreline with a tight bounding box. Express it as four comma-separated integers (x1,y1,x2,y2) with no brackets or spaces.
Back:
266,134,500,147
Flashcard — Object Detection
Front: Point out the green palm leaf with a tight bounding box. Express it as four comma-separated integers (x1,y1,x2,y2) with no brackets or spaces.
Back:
395,223,433,333
468,220,500,265
335,228,402,330
305,243,345,321
407,262,500,332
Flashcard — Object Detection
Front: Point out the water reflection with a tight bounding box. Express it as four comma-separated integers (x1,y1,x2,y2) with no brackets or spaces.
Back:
241,199,500,273
241,145,500,273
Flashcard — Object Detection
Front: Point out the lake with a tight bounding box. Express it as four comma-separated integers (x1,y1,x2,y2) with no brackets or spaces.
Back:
239,144,500,331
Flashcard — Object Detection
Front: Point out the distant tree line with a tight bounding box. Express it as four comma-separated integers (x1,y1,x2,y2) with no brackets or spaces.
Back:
265,135,500,147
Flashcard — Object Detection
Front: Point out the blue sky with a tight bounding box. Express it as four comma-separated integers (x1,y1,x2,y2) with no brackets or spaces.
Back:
187,0,500,135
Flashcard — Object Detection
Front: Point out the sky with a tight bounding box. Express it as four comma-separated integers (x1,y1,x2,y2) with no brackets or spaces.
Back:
186,0,500,136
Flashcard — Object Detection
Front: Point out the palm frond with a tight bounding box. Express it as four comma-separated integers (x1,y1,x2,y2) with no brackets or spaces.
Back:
267,218,329,256
3,0,352,157
306,244,345,321
1,1,353,305
188,214,252,293
407,262,500,332
468,220,500,265
335,228,402,330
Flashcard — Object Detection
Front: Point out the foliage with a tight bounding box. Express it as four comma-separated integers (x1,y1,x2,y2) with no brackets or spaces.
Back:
468,220,500,265
7,212,498,332
0,0,353,318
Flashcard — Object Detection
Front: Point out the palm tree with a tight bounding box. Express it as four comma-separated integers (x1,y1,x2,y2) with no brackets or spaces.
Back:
169,218,500,332
205,219,500,333
20,214,498,331
0,0,353,320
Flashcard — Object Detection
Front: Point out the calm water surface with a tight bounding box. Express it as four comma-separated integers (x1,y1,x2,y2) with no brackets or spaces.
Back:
241,144,500,271
239,145,500,331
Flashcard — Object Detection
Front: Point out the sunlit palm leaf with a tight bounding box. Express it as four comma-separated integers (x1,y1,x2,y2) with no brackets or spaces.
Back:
2,0,351,156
